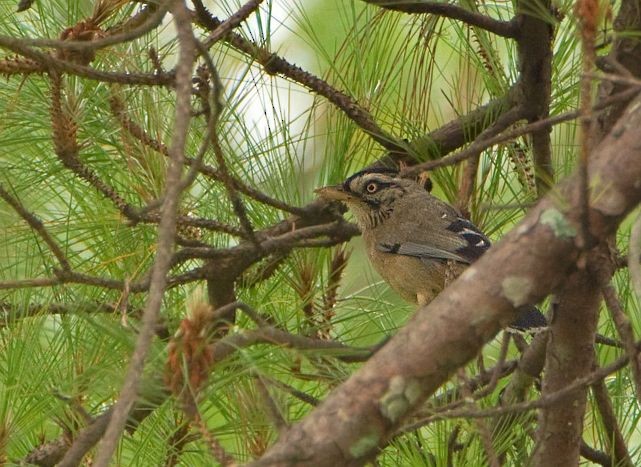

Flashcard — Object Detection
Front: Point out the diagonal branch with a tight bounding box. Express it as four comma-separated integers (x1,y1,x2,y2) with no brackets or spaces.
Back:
252,88,641,467
91,2,196,465
591,379,634,467
362,0,519,38
602,282,641,403
0,183,70,271
0,34,174,85
192,0,405,153
202,0,264,47
5,2,170,53
401,87,640,177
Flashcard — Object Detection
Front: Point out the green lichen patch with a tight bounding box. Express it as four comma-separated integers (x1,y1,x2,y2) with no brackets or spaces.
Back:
379,376,422,423
540,208,577,239
501,276,533,307
349,431,381,458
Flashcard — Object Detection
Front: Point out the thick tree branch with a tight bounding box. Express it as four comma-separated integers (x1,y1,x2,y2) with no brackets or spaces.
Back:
401,87,639,177
252,91,641,466
516,0,555,194
533,260,602,466
595,0,641,138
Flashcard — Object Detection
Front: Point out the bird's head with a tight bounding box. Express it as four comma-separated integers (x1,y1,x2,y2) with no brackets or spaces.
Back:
316,168,416,228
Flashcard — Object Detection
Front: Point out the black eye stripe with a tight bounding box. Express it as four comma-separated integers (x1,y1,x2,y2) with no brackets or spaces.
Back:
343,178,397,194
342,168,400,193
367,181,393,190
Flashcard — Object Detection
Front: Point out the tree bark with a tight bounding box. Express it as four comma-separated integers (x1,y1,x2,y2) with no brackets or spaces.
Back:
532,261,602,466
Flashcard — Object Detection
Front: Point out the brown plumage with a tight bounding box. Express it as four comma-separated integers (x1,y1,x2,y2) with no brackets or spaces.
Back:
316,168,546,331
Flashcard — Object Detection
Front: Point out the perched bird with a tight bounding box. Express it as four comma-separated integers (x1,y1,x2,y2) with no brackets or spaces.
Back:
316,167,545,331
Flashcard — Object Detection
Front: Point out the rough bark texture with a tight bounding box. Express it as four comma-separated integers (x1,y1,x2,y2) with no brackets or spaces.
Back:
251,92,641,466
595,0,641,139
532,262,602,467
516,0,554,194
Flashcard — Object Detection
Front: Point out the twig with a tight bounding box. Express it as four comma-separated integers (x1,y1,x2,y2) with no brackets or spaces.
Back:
1,300,118,323
0,35,174,85
630,212,641,299
0,54,45,75
446,425,462,467
396,359,518,438
457,369,502,467
92,3,196,465
173,220,358,263
253,373,288,432
602,283,641,403
195,41,260,248
211,301,272,328
363,0,519,39
210,327,374,364
202,0,264,47
0,183,70,271
401,345,640,430
575,0,599,247
0,277,62,289
192,0,404,153
4,2,170,52
595,333,624,348
164,422,194,467
476,333,511,399
455,108,524,215
580,440,614,467
191,405,237,466
49,73,139,218
591,379,634,467
262,377,320,406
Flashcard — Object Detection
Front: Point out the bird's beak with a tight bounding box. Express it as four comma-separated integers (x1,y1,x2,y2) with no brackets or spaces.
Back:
314,184,354,201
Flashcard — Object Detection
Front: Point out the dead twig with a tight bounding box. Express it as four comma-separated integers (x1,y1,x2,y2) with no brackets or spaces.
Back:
92,3,196,466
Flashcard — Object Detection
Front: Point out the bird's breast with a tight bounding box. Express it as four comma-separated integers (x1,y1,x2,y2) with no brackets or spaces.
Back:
367,243,446,306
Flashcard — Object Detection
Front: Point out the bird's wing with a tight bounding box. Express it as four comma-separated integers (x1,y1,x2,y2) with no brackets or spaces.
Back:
377,217,491,265
443,217,492,262
377,241,467,263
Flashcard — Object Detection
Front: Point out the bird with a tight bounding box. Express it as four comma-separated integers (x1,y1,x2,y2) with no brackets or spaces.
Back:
315,167,546,331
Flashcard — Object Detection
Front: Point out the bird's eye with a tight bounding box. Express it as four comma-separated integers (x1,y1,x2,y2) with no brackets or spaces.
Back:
366,182,378,193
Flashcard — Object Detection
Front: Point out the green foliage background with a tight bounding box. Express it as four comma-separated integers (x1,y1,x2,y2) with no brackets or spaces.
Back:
0,0,640,465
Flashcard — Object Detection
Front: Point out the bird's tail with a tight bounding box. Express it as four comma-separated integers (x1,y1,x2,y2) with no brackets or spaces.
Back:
508,305,547,333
